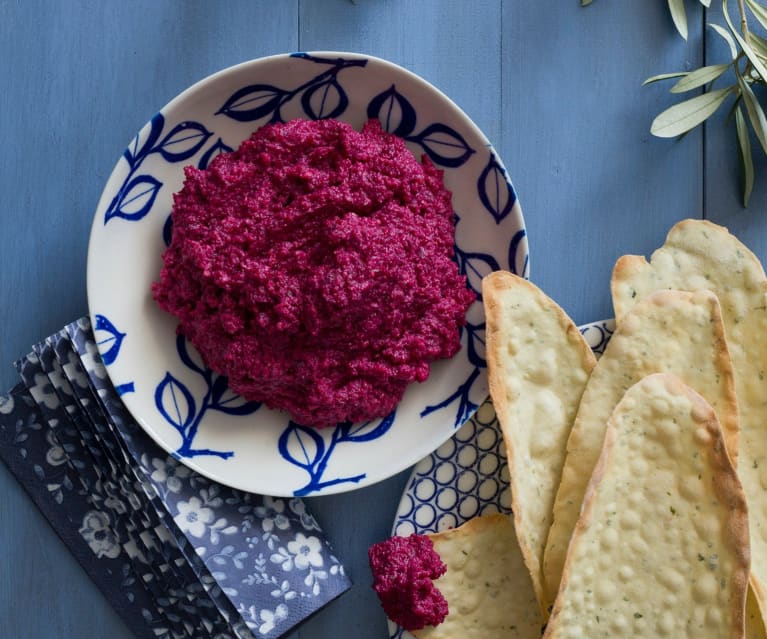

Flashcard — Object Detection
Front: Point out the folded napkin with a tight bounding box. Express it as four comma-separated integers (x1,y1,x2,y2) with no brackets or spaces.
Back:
0,317,351,639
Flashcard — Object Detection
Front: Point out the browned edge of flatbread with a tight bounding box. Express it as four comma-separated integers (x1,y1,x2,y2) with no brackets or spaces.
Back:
610,219,767,323
483,270,597,616
544,373,750,639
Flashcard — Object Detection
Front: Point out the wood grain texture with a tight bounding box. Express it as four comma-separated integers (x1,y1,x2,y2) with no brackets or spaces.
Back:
0,1,725,638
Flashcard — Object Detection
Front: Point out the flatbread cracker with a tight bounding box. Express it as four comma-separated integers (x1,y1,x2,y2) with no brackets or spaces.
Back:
544,373,750,639
611,218,767,612
542,288,739,606
414,514,543,639
748,579,767,639
483,271,596,614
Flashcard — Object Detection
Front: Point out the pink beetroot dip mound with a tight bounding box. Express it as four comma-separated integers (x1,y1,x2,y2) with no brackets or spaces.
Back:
368,534,448,631
152,118,475,428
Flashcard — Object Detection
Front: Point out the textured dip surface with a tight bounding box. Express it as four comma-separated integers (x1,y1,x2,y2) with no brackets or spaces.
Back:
368,534,448,631
152,118,474,428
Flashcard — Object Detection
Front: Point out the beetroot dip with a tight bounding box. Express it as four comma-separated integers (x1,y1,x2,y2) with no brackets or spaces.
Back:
152,118,475,428
368,534,448,630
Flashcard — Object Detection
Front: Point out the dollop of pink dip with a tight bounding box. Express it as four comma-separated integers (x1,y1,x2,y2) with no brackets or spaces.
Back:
152,118,475,428
368,534,448,631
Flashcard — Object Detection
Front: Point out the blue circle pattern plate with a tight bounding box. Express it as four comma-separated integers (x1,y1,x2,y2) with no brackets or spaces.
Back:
87,53,528,497
388,319,615,639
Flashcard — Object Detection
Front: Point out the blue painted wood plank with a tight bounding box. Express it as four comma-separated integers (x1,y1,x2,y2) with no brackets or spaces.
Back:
298,0,504,152
503,1,705,327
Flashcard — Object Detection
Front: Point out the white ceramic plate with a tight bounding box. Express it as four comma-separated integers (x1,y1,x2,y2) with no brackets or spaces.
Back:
387,319,615,639
87,52,527,497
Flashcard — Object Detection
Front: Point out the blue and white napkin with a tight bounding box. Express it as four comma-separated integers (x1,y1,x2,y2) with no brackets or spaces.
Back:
0,317,351,639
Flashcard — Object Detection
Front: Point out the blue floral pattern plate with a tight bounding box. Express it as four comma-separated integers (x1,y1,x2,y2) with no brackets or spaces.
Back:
87,52,527,497
388,319,615,639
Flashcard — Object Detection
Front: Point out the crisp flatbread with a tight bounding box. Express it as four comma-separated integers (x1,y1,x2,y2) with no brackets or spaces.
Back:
414,514,543,639
748,580,767,639
542,288,738,606
544,373,750,639
483,271,596,614
611,218,767,614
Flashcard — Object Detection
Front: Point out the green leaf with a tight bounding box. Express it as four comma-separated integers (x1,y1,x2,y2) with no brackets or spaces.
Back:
748,32,767,63
581,0,594,5
724,0,767,82
737,73,767,154
643,71,690,86
668,0,689,40
708,23,739,60
746,0,767,31
650,87,733,137
670,63,731,92
736,106,755,207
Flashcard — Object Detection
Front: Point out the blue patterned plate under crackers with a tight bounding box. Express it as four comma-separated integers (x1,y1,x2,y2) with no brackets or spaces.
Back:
87,52,527,497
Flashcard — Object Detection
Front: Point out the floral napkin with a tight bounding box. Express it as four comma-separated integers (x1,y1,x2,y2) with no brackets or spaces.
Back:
0,318,351,639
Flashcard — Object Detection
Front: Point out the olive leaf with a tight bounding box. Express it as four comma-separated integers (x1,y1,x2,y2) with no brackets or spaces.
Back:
668,0,689,39
747,0,767,29
643,71,690,86
736,71,767,154
724,0,767,81
651,87,734,137
736,106,755,206
709,22,739,59
670,63,731,92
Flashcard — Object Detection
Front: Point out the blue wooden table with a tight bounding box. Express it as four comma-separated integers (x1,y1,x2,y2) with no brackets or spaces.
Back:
0,1,761,637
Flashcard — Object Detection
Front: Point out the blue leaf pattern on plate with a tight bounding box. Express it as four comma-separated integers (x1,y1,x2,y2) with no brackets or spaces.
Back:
508,228,529,278
216,84,289,122
454,227,501,300
155,372,196,434
420,367,481,429
162,214,173,246
154,337,260,460
108,174,162,222
406,122,475,167
478,152,517,224
156,121,212,163
197,138,233,170
279,411,395,496
279,423,325,471
336,411,396,443
217,54,367,125
93,314,126,365
300,79,348,120
367,85,417,137
463,321,486,368
105,113,215,225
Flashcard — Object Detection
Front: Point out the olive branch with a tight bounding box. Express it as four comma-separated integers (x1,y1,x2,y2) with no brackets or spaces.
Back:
586,0,767,207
